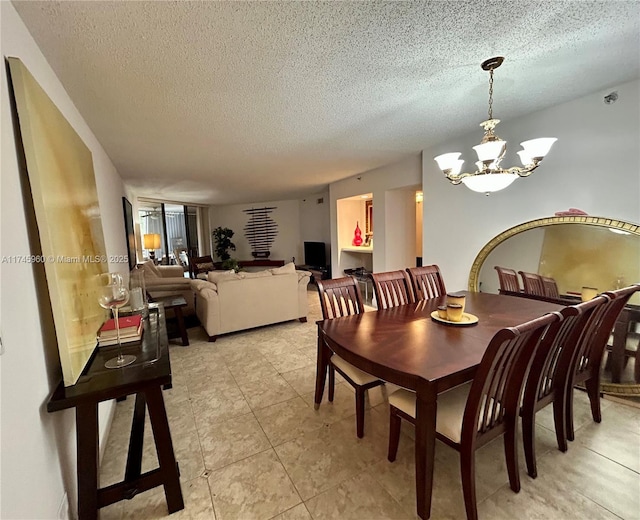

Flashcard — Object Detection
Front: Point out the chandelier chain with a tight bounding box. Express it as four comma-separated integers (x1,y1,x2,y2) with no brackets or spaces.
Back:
487,69,494,120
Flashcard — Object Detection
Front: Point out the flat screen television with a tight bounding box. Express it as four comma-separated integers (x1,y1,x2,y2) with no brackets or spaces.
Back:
304,241,326,269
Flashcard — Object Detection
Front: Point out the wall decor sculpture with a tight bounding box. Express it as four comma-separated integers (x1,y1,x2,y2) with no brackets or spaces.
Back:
243,207,278,258
8,57,108,386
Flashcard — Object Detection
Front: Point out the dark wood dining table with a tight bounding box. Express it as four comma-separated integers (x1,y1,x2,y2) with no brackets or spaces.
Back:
314,291,562,519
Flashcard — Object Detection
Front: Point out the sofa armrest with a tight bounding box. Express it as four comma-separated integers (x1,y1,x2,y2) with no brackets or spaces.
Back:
146,278,192,291
191,279,217,293
157,265,186,278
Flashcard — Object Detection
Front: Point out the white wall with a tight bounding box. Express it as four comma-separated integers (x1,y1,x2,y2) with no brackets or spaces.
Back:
385,188,418,271
209,193,332,266
210,199,301,264
329,154,422,276
1,3,126,517
422,79,640,292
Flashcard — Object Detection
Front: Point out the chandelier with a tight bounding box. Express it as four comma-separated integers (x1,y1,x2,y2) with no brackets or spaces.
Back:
434,57,557,195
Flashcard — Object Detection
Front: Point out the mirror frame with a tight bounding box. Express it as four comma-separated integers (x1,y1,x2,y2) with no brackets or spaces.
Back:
468,215,640,292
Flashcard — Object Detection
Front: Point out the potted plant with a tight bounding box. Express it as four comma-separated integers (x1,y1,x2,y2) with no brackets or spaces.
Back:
212,227,238,271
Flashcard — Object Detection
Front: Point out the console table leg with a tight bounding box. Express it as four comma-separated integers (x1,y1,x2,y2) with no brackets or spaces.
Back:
76,403,99,520
125,393,146,483
145,386,184,513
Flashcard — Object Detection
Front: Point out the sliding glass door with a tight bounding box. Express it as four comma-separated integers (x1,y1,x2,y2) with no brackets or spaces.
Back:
139,202,199,266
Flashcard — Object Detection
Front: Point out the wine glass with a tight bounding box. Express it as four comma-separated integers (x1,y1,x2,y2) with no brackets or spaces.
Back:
98,272,136,369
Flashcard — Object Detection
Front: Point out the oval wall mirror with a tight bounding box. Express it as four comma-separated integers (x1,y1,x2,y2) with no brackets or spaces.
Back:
468,215,640,397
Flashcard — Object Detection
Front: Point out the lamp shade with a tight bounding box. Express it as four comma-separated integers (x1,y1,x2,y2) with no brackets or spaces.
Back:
143,233,161,250
461,173,518,194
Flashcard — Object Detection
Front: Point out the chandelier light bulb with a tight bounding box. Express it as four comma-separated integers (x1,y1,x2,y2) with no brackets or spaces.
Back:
434,57,557,194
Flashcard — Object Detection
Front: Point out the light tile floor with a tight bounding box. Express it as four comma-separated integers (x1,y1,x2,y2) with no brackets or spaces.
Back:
100,289,640,520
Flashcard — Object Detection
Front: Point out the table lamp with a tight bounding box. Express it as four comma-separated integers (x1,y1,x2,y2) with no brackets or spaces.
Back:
143,233,161,262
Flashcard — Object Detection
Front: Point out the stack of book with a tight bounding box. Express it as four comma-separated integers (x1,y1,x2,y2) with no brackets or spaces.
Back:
98,314,143,347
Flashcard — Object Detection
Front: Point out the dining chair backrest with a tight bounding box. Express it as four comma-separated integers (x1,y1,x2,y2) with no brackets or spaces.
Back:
520,295,608,478
190,254,215,279
541,276,560,299
406,265,446,301
495,266,520,293
316,276,365,319
370,270,414,309
519,271,546,297
524,296,607,406
461,312,558,446
573,284,640,381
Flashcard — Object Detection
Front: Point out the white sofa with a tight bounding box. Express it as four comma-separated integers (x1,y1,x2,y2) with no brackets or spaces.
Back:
191,263,311,341
139,261,196,315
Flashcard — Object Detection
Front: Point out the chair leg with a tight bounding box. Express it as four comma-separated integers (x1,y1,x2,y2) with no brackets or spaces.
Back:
328,365,335,402
504,425,521,493
388,406,401,462
565,387,575,442
355,387,365,438
460,447,479,520
552,397,568,452
522,409,537,479
585,377,602,423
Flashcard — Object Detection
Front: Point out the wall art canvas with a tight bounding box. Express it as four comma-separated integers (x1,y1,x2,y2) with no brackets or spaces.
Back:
8,57,108,386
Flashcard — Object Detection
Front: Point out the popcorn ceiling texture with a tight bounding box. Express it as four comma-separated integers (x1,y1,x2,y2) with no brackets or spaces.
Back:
11,1,640,204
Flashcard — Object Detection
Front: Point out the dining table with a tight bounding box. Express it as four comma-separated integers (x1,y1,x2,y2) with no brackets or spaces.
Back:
314,290,563,519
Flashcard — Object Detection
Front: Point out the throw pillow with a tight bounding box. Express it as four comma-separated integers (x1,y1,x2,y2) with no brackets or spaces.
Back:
241,270,273,279
269,262,296,275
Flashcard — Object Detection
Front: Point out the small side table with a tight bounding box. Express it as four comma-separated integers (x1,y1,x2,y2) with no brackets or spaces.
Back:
47,306,183,519
149,295,189,346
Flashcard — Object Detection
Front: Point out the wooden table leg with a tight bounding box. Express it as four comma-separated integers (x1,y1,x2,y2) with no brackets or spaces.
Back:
145,386,184,513
125,393,147,484
314,325,329,410
174,306,189,346
76,402,99,520
415,382,437,520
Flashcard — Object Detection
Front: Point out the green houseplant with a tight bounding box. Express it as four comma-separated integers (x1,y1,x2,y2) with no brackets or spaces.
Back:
212,227,238,270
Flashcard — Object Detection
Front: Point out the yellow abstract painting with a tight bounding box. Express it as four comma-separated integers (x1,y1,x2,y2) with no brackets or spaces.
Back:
8,57,108,386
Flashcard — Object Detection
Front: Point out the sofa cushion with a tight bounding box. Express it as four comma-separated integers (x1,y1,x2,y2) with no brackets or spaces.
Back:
241,270,273,279
207,270,241,284
270,262,296,275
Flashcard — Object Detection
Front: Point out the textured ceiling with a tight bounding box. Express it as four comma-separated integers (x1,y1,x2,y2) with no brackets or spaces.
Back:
11,1,640,205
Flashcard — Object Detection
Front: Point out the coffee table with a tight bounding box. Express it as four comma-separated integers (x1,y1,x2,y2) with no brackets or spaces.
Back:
150,295,189,346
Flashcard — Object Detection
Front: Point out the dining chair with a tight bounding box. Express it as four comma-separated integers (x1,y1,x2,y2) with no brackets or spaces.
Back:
520,295,607,478
541,276,559,299
316,276,385,438
189,254,215,279
370,270,414,309
494,266,520,294
565,284,640,441
519,271,546,297
406,265,447,301
387,312,558,520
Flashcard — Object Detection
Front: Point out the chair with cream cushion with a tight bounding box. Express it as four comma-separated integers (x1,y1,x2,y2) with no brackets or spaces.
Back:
316,276,385,438
140,260,195,315
566,284,640,441
520,295,607,479
387,312,558,520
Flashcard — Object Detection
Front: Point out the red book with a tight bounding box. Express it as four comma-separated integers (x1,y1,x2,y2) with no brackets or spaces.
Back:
99,315,143,339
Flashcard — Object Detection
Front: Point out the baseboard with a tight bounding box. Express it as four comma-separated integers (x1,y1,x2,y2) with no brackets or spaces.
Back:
603,394,640,409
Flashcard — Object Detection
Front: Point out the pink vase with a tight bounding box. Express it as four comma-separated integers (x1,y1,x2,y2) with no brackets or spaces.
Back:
352,222,363,246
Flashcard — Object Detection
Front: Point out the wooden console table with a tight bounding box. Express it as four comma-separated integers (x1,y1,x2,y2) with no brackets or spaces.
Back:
47,304,183,520
238,259,285,268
